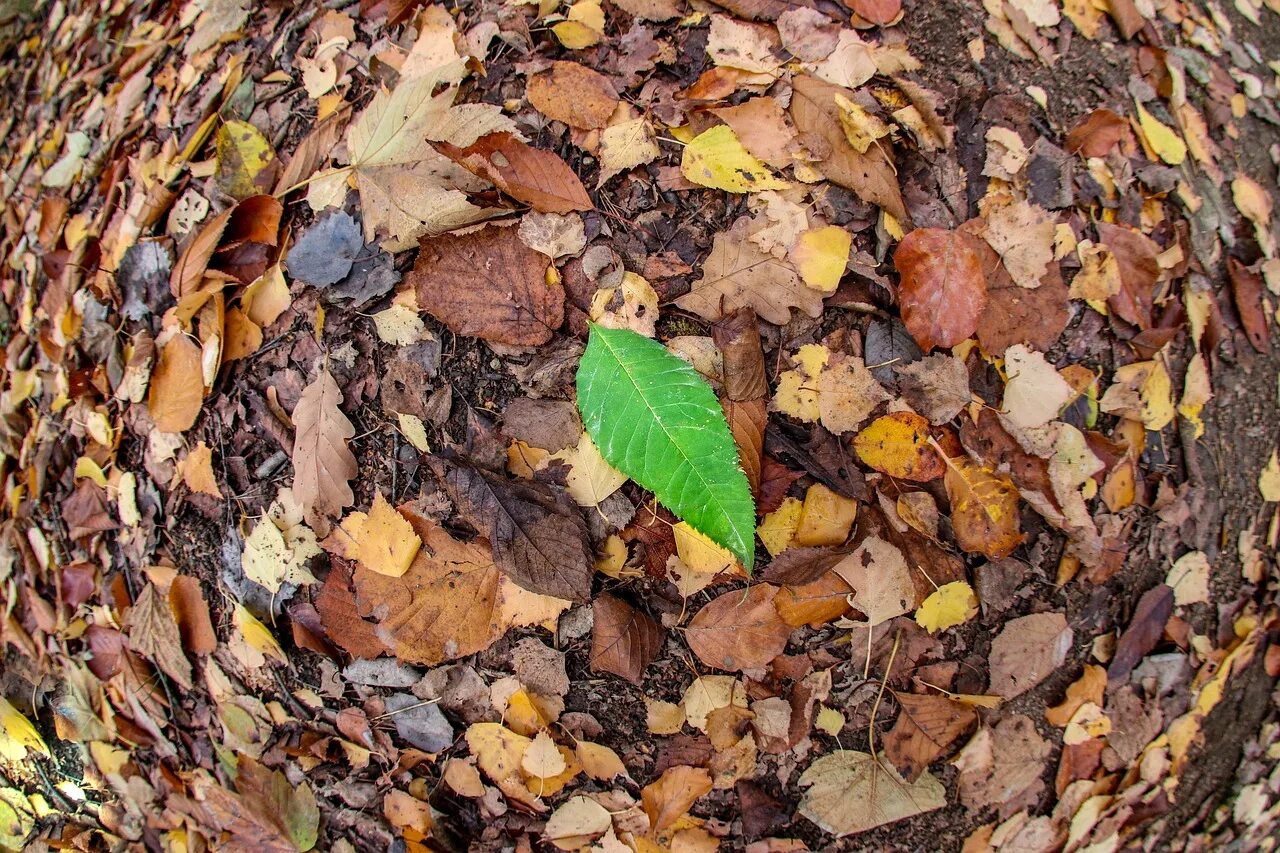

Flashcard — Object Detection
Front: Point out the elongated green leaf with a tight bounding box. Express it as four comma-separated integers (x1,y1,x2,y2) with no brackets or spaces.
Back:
576,324,756,570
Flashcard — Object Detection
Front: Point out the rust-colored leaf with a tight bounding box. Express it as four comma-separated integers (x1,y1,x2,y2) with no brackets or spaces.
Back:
1096,222,1158,330
723,397,766,497
437,132,593,214
590,592,665,684
759,545,856,586
1229,258,1270,353
642,766,713,833
893,228,988,351
526,62,620,130
712,308,768,402
1065,109,1127,157
148,334,205,433
409,225,563,347
686,584,793,671
845,0,901,25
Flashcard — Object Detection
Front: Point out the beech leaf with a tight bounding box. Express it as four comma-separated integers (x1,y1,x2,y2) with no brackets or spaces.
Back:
577,324,757,570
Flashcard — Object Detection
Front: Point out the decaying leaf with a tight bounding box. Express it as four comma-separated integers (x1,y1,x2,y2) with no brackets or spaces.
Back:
893,228,988,351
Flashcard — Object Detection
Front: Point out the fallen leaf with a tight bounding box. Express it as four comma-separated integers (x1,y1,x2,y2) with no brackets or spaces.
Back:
791,225,852,293
286,211,365,288
983,199,1055,290
371,304,426,345
1001,344,1072,430
642,765,714,833
790,75,909,222
988,612,1072,698
125,583,194,690
180,442,222,497
798,750,945,836
834,535,915,624
681,124,789,193
852,412,944,481
590,592,665,684
1229,258,1270,353
794,483,859,546
410,225,561,347
292,368,358,527
466,723,545,812
544,796,612,849
711,96,800,168
952,716,1051,818
883,693,977,780
1044,664,1106,727
438,132,593,214
1166,550,1210,606
598,116,662,185
944,454,1023,559
216,120,275,200
679,215,823,325
430,455,594,602
149,334,205,433
350,492,421,578
526,61,620,130
1108,584,1173,683
1065,108,1127,157
894,354,970,425
0,698,49,761
914,581,978,634
1134,101,1186,165
1096,222,1159,329
686,584,792,671
759,544,855,586
893,228,988,351
1260,451,1280,501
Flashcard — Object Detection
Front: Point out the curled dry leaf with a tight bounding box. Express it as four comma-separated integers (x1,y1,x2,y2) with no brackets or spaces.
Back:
590,592,665,684
893,228,987,351
410,225,562,347
711,308,768,403
685,584,793,672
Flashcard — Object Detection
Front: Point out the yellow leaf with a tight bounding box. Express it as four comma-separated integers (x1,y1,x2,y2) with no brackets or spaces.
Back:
241,264,291,327
1177,354,1211,439
757,496,802,557
791,225,852,294
794,483,858,547
593,534,628,577
352,492,421,578
680,124,789,193
0,698,49,762
590,271,659,337
544,796,612,850
771,344,829,422
834,94,891,153
552,0,605,48
230,604,287,668
646,698,686,735
215,120,275,200
674,521,740,574
552,433,629,507
815,706,845,736
576,741,629,781
598,117,661,186
1260,451,1280,502
1099,360,1175,431
396,412,432,452
852,412,944,482
371,304,426,346
466,723,545,812
1134,101,1186,166
74,456,108,486
914,581,978,634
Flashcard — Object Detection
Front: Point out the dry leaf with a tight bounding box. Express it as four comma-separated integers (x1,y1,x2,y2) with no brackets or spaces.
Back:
350,492,421,577
438,132,593,214
799,750,945,836
590,592,665,684
988,612,1073,698
893,228,988,351
642,765,713,832
149,335,205,433
292,368,358,526
686,584,792,671
834,535,915,625
526,62,620,130
852,412,944,482
883,693,977,780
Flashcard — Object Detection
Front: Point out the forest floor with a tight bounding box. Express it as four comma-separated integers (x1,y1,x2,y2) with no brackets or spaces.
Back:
1,0,1279,850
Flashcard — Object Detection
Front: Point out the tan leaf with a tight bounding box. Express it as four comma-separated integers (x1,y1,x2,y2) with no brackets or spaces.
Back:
686,584,793,672
466,723,545,812
181,442,222,497
988,612,1073,699
292,368,357,526
642,765,713,833
125,583,193,690
833,535,915,625
149,335,205,433
526,61,619,130
798,750,945,836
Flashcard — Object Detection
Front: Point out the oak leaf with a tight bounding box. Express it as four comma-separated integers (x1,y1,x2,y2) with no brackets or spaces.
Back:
292,368,357,527
409,225,562,347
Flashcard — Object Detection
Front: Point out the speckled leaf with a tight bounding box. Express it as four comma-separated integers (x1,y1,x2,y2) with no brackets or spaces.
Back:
577,325,756,570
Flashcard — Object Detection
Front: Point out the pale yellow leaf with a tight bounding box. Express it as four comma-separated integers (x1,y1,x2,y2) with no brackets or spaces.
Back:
351,492,421,578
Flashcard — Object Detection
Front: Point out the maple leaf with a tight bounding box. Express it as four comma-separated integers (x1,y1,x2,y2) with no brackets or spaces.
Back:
291,368,358,528
677,215,824,325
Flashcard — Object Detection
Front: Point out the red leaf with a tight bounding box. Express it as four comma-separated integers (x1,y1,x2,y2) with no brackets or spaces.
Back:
437,132,593,214
1065,109,1127,158
894,228,988,351
1229,258,1271,353
1097,222,1159,330
845,0,902,25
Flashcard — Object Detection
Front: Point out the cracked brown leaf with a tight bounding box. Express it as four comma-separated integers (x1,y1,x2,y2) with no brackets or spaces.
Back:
430,455,593,601
893,228,987,351
686,584,793,672
292,367,357,527
677,215,824,325
410,225,563,347
590,592,665,684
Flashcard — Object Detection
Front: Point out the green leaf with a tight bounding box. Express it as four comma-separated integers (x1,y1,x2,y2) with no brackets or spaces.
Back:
576,324,756,570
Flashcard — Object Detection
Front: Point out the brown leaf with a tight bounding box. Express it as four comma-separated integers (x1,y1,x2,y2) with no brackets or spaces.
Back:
944,454,1024,559
1065,109,1127,158
170,206,233,298
686,584,793,671
437,132,593,214
790,75,909,223
759,545,856,586
410,224,563,347
723,398,766,496
1106,0,1146,38
895,354,971,425
1107,584,1174,684
953,715,1052,819
974,246,1071,354
526,62,620,130
353,511,505,665
710,97,799,169
988,612,1073,699
883,692,977,781
60,481,117,539
292,368,357,527
642,765,713,832
621,502,679,577
775,570,854,627
149,334,205,433
758,455,805,514
1096,222,1159,329
1229,258,1270,353
590,592,665,684
274,113,348,195
315,557,389,659
677,215,823,325
430,455,593,601
1044,664,1106,727
893,228,988,351
845,0,901,24
125,583,193,690
169,576,217,655
711,308,768,402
